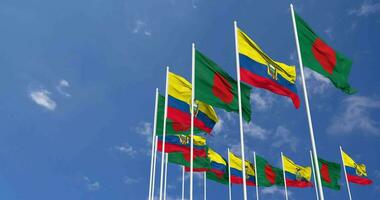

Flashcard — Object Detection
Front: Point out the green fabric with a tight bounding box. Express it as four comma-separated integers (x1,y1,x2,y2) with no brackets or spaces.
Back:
195,50,252,122
318,158,341,190
155,94,203,136
295,12,356,94
206,171,229,185
168,152,211,170
256,155,284,187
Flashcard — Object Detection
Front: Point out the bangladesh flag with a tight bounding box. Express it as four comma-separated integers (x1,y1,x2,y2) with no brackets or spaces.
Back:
195,50,252,122
156,94,202,136
207,171,229,185
318,158,341,190
168,152,211,171
256,155,284,187
294,12,356,94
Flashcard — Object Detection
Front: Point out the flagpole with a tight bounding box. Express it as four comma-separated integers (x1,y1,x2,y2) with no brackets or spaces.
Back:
182,166,185,200
204,172,207,200
164,153,168,200
233,20,248,200
253,152,259,200
310,150,319,200
148,88,159,200
152,136,159,200
290,4,325,200
159,66,170,200
340,146,353,200
228,148,232,200
190,42,195,200
281,152,289,200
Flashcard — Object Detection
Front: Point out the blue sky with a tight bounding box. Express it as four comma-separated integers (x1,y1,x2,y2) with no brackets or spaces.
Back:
0,0,380,199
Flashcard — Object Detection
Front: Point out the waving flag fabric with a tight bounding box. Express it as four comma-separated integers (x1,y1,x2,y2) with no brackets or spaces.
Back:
229,152,256,186
168,72,218,134
318,158,341,190
237,28,300,108
157,135,207,159
256,154,284,187
195,50,252,122
294,12,356,94
342,150,373,185
206,148,229,185
282,155,312,188
169,152,211,172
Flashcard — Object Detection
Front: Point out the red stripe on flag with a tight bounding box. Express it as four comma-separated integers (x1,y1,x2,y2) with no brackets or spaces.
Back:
347,174,373,185
286,179,313,188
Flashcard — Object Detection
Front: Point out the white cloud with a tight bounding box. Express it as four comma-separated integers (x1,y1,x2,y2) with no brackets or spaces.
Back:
83,176,100,191
250,92,274,111
349,1,380,16
29,89,57,111
272,126,298,152
212,118,224,135
324,27,333,39
114,143,137,157
132,20,151,36
136,122,153,143
244,122,269,140
124,176,141,184
303,68,331,94
56,79,71,97
261,187,292,198
328,96,380,135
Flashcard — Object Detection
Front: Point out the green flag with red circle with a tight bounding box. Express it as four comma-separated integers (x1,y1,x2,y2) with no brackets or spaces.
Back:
255,154,284,187
195,50,252,122
295,12,356,94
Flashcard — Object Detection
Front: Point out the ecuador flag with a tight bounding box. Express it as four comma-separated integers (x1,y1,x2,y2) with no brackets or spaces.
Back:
229,152,255,186
206,148,229,185
342,150,373,185
237,28,300,109
168,72,218,134
157,135,207,159
282,154,312,188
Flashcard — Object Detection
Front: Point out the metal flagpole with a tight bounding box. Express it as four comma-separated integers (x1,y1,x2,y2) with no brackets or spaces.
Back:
182,166,185,200
204,172,207,200
148,88,159,200
253,152,259,200
228,148,232,200
340,146,353,200
152,136,159,200
164,153,168,200
233,20,248,200
290,4,325,200
281,152,289,200
190,43,195,200
310,150,319,200
159,67,170,200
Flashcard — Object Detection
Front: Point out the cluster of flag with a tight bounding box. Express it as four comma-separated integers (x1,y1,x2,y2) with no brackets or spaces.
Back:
148,4,371,200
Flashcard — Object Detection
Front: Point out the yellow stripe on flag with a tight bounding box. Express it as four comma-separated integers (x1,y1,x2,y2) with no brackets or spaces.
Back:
229,152,255,176
342,150,368,177
208,148,226,165
283,155,311,181
168,72,218,123
237,28,296,83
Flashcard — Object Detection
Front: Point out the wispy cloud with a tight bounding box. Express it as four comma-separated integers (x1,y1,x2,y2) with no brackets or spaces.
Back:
303,68,331,94
124,176,141,184
56,79,71,97
261,187,292,198
244,122,269,140
136,122,153,143
114,143,137,157
250,91,274,111
213,118,224,135
272,126,298,152
132,20,151,36
328,96,380,135
29,89,57,111
83,176,100,191
349,1,380,17
324,27,333,39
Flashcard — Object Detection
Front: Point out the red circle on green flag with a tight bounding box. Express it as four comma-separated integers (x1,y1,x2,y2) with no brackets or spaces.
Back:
264,164,276,184
212,73,233,104
312,38,336,75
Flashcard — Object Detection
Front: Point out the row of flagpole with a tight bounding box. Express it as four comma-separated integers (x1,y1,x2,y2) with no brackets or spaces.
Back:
144,3,358,200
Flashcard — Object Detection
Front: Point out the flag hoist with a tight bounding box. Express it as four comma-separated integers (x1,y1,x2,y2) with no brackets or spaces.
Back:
190,43,195,200
233,20,248,200
159,67,170,200
152,136,159,200
290,4,325,200
310,150,320,200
